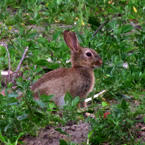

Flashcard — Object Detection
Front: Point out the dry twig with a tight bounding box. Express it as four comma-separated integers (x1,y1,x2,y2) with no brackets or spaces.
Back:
92,13,122,38
1,46,29,87
12,46,29,82
4,46,11,79
85,90,106,103
15,46,29,73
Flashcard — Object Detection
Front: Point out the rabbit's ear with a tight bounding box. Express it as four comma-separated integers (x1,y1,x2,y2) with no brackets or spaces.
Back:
64,30,80,52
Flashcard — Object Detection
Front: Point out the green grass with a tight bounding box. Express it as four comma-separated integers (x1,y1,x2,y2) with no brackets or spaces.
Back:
0,0,145,144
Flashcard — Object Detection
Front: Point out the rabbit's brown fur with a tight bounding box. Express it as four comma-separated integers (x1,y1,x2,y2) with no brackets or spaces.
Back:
32,30,102,107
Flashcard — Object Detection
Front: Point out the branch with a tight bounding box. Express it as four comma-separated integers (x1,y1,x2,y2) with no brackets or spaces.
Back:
92,13,122,38
12,46,29,82
5,46,11,79
15,46,29,73
85,90,106,103
92,20,109,38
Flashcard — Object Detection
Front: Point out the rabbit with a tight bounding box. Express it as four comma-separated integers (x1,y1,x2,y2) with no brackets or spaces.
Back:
31,30,102,107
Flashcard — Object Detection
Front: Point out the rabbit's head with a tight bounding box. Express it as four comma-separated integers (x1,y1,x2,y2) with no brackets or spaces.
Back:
64,30,102,69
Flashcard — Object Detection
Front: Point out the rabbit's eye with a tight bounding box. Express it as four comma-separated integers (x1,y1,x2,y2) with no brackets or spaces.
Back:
86,52,92,57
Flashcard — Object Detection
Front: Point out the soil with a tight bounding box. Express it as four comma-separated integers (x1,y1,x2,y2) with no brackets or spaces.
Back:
135,115,145,143
21,120,145,145
136,122,145,143
22,121,90,145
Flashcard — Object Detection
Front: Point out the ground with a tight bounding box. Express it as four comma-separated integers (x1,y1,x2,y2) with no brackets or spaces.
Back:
22,121,90,145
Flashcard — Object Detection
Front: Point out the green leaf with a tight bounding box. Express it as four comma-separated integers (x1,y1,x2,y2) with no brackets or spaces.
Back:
57,0,63,5
48,102,56,110
71,96,80,106
36,59,60,69
40,94,53,102
88,130,93,138
121,24,133,33
64,93,73,104
17,114,28,120
8,93,19,98
59,139,68,145
35,99,46,108
0,46,6,56
53,31,62,40
55,128,68,135
120,99,128,110
0,132,6,143
102,101,108,107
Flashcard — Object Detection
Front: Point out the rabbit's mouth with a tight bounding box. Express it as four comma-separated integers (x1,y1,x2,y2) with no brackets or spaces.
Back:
93,59,102,68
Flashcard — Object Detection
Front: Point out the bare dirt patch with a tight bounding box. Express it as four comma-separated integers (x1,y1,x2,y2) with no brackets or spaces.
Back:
22,121,90,145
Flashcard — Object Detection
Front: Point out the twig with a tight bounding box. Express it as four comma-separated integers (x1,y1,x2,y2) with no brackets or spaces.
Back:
92,13,121,38
5,46,11,79
15,46,29,73
12,46,29,82
92,20,110,38
85,90,106,103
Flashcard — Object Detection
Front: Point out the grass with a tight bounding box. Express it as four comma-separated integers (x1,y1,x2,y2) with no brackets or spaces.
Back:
0,0,145,144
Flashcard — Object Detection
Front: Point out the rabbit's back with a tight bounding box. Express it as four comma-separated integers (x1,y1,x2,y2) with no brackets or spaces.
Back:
32,68,70,95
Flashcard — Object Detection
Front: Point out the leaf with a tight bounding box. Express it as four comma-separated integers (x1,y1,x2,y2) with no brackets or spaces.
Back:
7,93,19,106
53,31,61,40
0,132,6,143
14,132,24,145
120,99,128,110
48,102,56,110
55,128,68,135
121,24,133,33
64,93,73,104
36,59,60,69
133,6,137,13
8,93,19,98
35,99,46,108
37,37,48,44
88,130,93,138
102,101,108,107
71,96,80,106
57,0,63,5
35,59,50,66
59,139,68,145
0,46,6,56
8,102,18,106
4,124,10,132
17,114,28,120
40,94,53,102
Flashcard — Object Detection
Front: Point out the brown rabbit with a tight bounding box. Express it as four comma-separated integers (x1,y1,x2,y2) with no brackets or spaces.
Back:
32,30,102,107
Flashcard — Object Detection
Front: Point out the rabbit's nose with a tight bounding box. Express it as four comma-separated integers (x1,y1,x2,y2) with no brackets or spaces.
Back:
98,59,103,65
95,58,102,66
